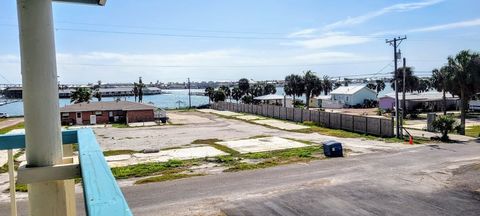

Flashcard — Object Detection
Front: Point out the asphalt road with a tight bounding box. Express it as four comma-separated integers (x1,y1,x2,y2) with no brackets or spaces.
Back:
2,141,480,215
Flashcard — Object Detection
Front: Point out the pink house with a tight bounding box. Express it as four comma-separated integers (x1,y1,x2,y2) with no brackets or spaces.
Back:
379,95,395,110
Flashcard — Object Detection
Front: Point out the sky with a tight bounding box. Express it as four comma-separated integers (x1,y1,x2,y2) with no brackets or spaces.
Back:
0,0,479,84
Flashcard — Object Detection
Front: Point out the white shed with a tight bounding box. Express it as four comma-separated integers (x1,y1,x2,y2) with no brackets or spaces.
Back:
329,85,377,107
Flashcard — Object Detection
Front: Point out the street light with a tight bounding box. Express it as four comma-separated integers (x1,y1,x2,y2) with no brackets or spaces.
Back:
54,0,106,5
16,0,106,215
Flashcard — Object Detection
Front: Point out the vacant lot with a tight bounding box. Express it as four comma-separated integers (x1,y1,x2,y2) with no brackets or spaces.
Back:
94,110,416,154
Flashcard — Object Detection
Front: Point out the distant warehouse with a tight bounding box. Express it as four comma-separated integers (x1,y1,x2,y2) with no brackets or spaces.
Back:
60,101,156,125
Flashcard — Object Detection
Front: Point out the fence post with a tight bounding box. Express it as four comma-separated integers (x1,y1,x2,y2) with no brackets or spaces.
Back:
378,119,383,137
328,112,331,127
352,115,355,132
301,109,304,122
340,114,342,129
364,116,368,135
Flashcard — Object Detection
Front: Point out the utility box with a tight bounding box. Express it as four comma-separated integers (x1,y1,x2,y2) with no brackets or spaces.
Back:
322,140,343,157
427,113,436,132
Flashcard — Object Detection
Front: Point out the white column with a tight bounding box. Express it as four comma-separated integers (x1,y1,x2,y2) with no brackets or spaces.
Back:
17,0,71,215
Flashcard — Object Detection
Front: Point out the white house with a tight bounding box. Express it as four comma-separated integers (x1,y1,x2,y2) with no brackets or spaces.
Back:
325,85,377,108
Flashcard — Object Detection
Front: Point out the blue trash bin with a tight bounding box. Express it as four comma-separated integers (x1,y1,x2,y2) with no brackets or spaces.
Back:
322,140,343,157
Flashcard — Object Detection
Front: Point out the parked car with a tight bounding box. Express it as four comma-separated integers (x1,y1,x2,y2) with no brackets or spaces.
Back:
0,113,9,118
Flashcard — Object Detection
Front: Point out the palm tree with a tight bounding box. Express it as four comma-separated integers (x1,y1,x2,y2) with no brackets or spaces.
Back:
322,76,333,95
238,78,250,95
133,83,139,102
303,70,323,109
431,66,452,115
366,83,376,91
204,87,215,104
93,89,102,101
284,74,304,103
231,87,243,103
334,82,342,89
375,80,386,95
137,77,145,103
70,87,92,104
264,83,277,95
219,85,231,101
446,50,480,135
213,90,226,102
391,67,419,93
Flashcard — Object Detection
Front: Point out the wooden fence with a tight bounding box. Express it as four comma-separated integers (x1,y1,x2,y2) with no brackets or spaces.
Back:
211,102,394,137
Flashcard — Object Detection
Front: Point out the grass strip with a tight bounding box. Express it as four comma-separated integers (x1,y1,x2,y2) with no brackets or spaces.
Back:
0,122,25,134
191,139,241,156
135,173,204,184
225,145,324,172
111,159,189,179
466,125,480,138
103,149,139,156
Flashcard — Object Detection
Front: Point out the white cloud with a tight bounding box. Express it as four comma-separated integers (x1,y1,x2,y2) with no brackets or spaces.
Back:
288,28,318,38
1,49,388,83
324,0,444,30
290,33,372,49
408,18,480,33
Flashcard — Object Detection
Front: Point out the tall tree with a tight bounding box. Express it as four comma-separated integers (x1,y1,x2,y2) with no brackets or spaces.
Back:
93,90,102,101
416,79,431,93
231,87,243,103
213,90,226,102
391,67,419,93
447,50,480,135
322,76,333,95
431,66,452,115
138,77,145,102
219,85,231,101
303,70,323,109
204,86,215,104
264,83,277,95
334,82,342,89
284,74,304,102
238,78,250,95
70,87,92,104
133,83,139,102
249,84,264,97
366,83,376,91
375,80,386,95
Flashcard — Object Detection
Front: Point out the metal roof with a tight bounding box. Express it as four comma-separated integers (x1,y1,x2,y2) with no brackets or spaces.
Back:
253,94,287,100
60,101,156,112
383,91,458,101
330,85,373,95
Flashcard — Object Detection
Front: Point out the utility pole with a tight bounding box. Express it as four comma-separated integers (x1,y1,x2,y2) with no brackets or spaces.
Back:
402,57,407,137
187,78,192,109
386,36,407,138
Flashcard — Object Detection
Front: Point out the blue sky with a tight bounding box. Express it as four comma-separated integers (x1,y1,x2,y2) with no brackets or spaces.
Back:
0,0,479,84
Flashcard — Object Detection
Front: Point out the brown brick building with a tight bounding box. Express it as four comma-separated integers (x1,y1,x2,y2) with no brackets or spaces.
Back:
60,101,156,125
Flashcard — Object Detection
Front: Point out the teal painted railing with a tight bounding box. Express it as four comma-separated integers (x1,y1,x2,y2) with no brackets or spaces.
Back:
0,128,132,216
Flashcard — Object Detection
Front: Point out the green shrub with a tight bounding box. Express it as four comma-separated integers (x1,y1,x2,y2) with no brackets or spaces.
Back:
432,115,458,141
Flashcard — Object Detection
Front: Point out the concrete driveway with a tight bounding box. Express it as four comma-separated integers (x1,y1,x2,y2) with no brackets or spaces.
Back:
3,141,479,215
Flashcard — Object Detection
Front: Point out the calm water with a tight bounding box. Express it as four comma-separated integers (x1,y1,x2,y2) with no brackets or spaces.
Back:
0,85,394,116
0,89,209,116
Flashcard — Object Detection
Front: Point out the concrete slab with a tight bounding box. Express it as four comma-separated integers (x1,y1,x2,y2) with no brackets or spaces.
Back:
167,112,214,124
107,146,228,167
252,119,309,130
128,122,158,127
235,115,265,121
105,154,132,162
218,137,307,154
197,109,244,117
